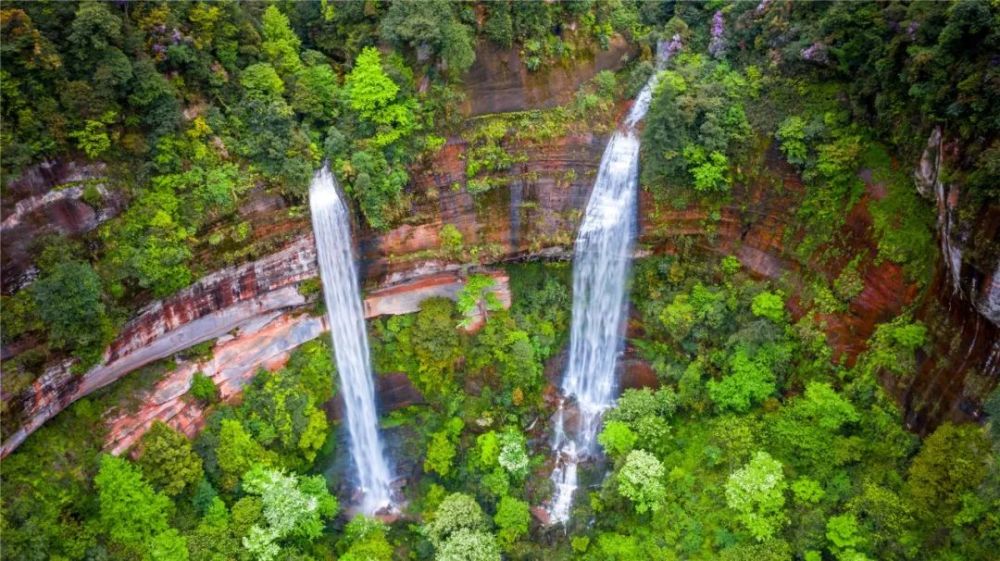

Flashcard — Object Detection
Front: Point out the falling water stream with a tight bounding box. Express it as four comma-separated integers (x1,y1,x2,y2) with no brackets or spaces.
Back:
309,166,394,514
547,46,671,523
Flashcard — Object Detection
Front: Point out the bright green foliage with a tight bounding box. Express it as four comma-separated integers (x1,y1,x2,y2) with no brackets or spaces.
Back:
751,291,786,323
598,420,638,460
241,63,285,98
339,516,394,561
826,513,870,560
32,260,113,366
239,365,332,467
776,116,808,166
725,451,788,542
149,529,190,561
346,47,399,118
684,145,730,192
240,464,338,561
642,54,752,194
496,428,529,478
138,421,204,497
94,455,179,555
425,492,489,548
791,478,825,505
904,423,990,523
69,118,112,158
439,224,464,259
292,63,339,123
769,382,860,476
436,528,501,561
425,429,458,477
494,495,530,548
215,419,275,491
260,6,302,76
616,449,666,514
457,274,504,328
189,372,219,404
854,316,927,379
708,349,776,413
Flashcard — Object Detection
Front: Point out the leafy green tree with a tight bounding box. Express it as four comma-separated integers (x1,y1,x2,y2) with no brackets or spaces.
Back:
708,349,776,413
826,513,871,560
751,291,786,323
215,419,275,491
425,492,489,548
149,529,190,561
425,429,459,478
260,6,303,76
777,116,808,166
379,0,476,76
339,516,394,561
138,421,204,497
292,63,338,123
345,47,399,118
769,382,860,477
94,455,179,555
598,420,638,460
616,449,666,514
457,275,504,328
241,62,285,99
496,428,529,478
240,465,338,561
32,259,113,365
725,451,788,541
904,423,989,522
189,372,219,404
436,528,501,561
494,495,530,548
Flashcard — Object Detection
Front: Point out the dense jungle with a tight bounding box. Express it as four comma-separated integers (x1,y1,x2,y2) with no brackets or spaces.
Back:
1,1,999,561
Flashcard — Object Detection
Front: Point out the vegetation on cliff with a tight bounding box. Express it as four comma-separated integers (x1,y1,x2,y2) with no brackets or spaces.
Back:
2,2,998,561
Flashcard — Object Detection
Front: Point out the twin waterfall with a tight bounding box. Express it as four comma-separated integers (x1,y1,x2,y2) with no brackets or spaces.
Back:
309,166,393,514
547,70,661,524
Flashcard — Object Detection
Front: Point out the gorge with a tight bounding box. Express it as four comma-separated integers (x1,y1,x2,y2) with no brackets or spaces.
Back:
2,3,998,561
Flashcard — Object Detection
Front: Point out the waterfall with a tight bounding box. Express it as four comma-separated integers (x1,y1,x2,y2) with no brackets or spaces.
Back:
547,63,664,525
309,166,394,514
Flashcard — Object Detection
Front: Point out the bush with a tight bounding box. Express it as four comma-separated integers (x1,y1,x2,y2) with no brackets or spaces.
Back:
189,372,219,404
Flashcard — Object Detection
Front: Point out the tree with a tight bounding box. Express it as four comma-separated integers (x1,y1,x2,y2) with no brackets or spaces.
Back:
616,450,666,514
292,63,338,123
339,516,393,561
345,47,399,118
777,116,808,166
138,421,204,497
436,528,501,561
215,419,274,491
424,493,488,548
379,0,475,76
769,382,860,477
751,291,786,323
708,349,776,413
725,451,788,541
94,455,178,555
457,275,503,328
240,465,338,561
32,259,112,364
189,372,219,404
425,417,464,477
494,495,530,548
904,423,989,522
598,421,638,460
260,6,302,76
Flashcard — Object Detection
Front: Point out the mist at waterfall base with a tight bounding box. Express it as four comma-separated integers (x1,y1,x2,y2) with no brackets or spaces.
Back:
309,166,395,514
546,70,662,524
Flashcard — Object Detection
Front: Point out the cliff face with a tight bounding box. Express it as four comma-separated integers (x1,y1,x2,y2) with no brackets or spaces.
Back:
2,51,997,457
894,129,1000,433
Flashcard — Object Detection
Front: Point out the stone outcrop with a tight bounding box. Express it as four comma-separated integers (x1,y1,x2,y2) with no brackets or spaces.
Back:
1,160,126,292
462,36,635,116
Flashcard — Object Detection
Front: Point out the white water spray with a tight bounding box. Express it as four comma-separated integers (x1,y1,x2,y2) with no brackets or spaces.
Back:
309,166,393,514
547,51,670,524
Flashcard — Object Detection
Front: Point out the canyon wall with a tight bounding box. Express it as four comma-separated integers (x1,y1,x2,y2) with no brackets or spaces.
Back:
2,48,997,456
